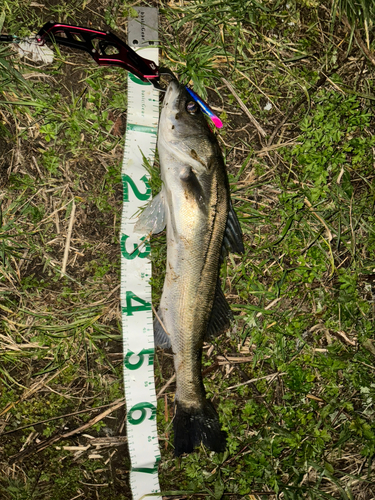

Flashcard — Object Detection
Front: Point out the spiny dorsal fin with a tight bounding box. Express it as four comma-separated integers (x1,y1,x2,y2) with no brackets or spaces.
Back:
221,201,244,261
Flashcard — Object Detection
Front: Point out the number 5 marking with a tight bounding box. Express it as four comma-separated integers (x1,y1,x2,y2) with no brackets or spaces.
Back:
124,348,155,370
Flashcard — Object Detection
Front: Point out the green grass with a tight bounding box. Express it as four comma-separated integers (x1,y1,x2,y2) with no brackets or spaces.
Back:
1,0,375,499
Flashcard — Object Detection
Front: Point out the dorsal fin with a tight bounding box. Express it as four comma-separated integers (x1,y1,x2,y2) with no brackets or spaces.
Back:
206,279,233,339
221,201,244,261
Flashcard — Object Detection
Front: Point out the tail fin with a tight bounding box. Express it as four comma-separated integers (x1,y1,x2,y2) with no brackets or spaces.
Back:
173,398,227,456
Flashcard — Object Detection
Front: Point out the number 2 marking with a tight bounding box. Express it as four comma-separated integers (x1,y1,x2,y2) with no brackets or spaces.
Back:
122,174,151,202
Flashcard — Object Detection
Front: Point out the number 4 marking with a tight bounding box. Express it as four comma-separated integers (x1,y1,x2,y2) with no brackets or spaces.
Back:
122,291,151,316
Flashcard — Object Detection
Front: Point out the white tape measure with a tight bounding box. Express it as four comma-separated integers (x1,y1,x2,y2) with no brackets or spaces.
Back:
121,8,162,500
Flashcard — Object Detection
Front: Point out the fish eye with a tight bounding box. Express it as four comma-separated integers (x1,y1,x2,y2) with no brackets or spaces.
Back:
186,100,200,114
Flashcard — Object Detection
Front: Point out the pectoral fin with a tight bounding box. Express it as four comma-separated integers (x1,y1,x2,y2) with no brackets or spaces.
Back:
180,167,206,212
134,189,166,235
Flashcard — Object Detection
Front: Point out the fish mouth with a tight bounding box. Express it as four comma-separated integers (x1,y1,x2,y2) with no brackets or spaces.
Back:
162,80,185,112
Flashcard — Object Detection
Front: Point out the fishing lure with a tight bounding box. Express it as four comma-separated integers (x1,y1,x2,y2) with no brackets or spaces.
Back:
185,87,223,129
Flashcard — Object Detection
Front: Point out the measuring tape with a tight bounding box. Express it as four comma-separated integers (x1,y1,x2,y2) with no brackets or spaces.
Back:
121,8,162,500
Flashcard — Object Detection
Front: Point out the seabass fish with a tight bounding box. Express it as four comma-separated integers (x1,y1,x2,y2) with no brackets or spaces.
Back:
135,81,244,456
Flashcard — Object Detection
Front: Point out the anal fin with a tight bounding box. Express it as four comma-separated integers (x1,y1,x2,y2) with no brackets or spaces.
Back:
153,308,171,348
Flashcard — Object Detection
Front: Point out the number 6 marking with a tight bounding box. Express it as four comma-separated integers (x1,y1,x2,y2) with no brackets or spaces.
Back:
127,402,156,425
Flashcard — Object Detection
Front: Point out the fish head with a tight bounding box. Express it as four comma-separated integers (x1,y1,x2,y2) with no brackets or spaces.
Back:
159,80,220,173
